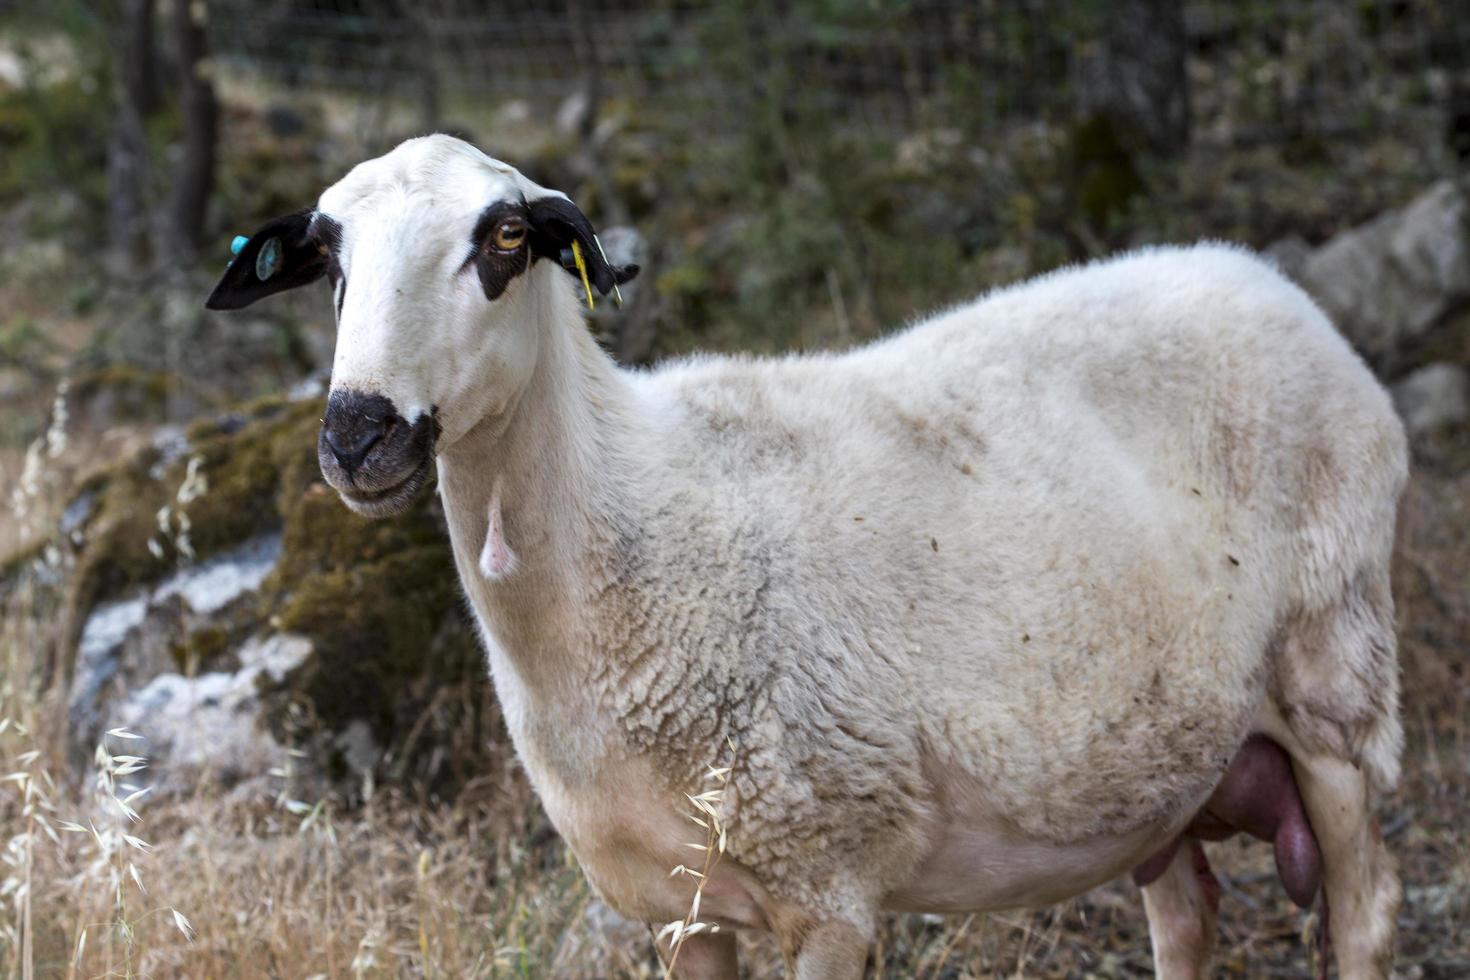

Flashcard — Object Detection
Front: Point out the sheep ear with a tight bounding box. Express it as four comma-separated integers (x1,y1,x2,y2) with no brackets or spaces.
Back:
205,209,328,311
526,196,640,296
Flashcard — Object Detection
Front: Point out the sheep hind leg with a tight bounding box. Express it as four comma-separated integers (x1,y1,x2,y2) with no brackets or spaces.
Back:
1290,752,1401,980
1140,839,1220,980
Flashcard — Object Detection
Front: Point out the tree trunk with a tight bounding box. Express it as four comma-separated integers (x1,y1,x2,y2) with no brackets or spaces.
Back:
120,0,161,115
169,0,219,262
104,0,157,266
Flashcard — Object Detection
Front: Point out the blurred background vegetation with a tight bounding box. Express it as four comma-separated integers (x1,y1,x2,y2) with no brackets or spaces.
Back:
1,2,1468,977
2,0,1466,400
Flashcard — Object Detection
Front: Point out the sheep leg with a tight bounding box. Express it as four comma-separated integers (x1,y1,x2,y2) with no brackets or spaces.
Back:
1139,838,1219,980
657,929,738,979
1291,753,1400,980
784,920,870,979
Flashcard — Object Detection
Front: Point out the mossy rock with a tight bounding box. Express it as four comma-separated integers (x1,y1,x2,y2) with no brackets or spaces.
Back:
67,365,217,429
59,397,491,796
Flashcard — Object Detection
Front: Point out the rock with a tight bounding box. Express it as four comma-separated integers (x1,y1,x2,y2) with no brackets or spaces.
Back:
68,533,283,752
59,490,95,541
1262,235,1312,282
104,633,313,796
154,531,279,613
1297,180,1470,368
1392,362,1470,439
149,425,190,477
496,100,532,125
153,531,280,614
69,596,149,739
55,398,493,800
556,91,590,136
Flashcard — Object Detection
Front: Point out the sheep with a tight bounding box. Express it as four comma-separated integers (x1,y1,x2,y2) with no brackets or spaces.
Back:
206,134,1408,979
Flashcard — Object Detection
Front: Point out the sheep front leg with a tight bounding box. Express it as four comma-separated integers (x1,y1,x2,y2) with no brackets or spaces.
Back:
783,920,870,980
656,929,738,980
1140,839,1219,980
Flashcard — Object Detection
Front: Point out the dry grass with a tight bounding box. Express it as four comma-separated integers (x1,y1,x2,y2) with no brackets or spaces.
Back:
2,694,1462,980
1,605,1467,979
659,748,733,975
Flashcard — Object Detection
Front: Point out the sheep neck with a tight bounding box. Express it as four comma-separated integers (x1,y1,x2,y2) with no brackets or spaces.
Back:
434,280,641,706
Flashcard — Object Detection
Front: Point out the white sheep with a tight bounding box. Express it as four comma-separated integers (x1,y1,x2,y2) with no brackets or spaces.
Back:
208,134,1408,979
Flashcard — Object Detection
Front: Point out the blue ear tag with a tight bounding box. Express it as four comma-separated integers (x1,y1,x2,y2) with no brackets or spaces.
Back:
230,235,249,256
255,237,282,281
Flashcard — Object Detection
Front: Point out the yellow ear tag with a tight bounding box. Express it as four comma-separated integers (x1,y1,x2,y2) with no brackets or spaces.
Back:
571,239,595,310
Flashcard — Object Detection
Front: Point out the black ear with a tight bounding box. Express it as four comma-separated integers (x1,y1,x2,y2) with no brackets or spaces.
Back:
205,209,328,311
526,196,640,296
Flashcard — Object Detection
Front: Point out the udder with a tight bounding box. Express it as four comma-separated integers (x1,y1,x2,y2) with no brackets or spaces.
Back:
1133,735,1322,907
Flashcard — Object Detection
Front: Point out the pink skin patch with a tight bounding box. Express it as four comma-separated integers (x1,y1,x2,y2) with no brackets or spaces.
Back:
1134,736,1322,908
478,482,517,580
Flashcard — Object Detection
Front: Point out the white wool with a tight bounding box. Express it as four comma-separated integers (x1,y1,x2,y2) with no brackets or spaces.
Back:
314,136,1410,974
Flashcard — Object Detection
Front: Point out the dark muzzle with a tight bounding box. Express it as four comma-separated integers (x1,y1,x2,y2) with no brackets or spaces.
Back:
318,389,437,518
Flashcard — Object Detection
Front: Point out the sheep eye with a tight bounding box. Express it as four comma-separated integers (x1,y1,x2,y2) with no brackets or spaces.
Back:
492,219,527,251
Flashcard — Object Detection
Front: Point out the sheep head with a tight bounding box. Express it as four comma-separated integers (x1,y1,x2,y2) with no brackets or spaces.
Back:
204,134,638,518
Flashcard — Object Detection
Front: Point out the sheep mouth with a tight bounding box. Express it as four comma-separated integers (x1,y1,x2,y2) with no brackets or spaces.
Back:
334,453,432,518
317,402,439,520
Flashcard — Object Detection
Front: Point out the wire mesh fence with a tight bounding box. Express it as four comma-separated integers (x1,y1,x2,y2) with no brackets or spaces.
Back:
202,0,1470,152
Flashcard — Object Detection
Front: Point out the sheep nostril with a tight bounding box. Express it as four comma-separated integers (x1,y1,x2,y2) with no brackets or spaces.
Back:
324,424,384,471
321,390,404,475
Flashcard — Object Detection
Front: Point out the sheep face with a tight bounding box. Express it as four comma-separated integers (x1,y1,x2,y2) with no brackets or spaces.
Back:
205,134,637,519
